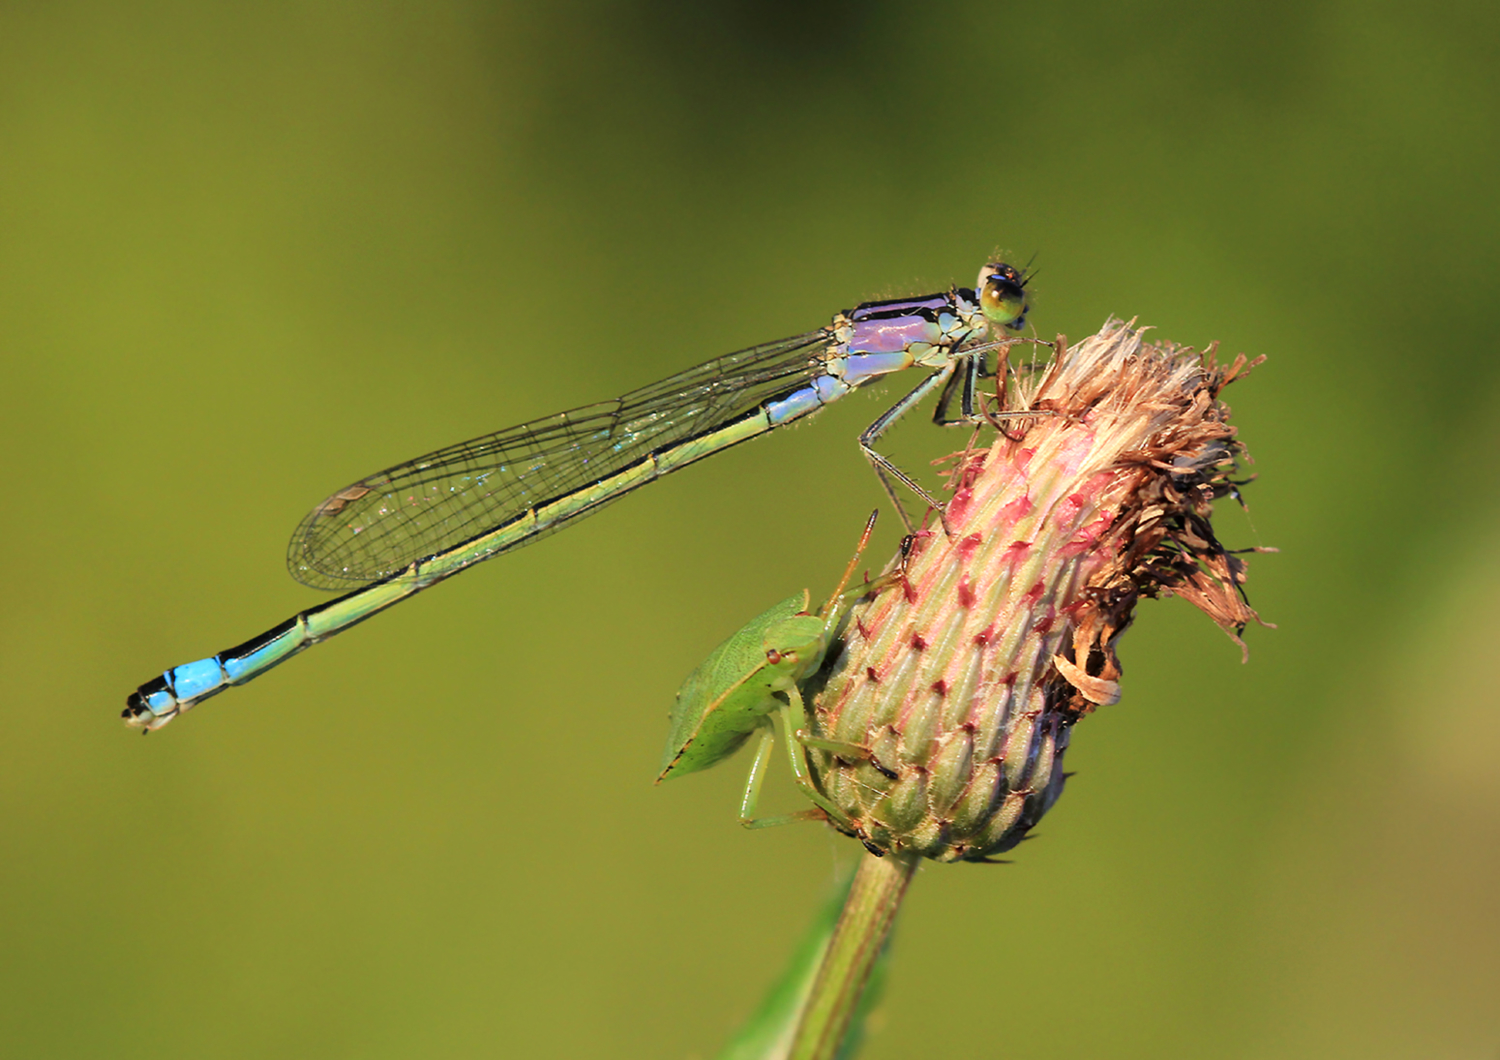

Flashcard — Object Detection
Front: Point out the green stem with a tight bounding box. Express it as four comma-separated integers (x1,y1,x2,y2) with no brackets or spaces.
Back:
788,848,919,1060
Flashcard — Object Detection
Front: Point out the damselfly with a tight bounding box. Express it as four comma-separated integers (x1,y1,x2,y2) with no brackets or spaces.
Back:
124,262,1032,729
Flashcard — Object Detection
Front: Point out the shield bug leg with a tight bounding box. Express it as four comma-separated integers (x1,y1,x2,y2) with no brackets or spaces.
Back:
772,690,857,830
660,511,888,832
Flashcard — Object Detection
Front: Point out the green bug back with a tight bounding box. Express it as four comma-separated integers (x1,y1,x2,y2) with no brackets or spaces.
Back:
659,591,813,781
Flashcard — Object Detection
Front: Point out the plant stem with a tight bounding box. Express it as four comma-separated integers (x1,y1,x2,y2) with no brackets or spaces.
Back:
788,848,919,1060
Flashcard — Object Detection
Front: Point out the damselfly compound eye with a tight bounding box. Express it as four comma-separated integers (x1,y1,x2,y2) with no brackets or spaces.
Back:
978,262,1029,332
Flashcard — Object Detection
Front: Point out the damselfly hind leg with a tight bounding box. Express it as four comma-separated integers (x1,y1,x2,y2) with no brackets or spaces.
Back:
858,364,966,534
861,340,1034,534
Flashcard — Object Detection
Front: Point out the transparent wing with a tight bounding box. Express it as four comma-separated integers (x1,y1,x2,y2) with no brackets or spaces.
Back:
288,329,833,589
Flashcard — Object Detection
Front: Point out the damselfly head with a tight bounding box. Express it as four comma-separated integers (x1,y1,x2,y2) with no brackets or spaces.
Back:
977,261,1030,333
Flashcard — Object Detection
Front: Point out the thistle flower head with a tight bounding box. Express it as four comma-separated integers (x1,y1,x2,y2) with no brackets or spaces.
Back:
809,320,1265,862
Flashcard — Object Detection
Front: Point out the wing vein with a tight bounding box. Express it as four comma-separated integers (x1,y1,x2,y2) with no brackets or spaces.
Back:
287,330,833,589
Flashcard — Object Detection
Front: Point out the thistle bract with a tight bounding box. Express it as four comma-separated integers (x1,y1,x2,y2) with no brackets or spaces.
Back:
807,320,1264,862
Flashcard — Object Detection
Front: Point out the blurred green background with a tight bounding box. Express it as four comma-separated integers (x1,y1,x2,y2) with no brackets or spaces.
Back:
2,2,1496,1057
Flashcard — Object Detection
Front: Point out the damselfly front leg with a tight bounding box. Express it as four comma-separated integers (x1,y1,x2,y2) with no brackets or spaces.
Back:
930,344,984,426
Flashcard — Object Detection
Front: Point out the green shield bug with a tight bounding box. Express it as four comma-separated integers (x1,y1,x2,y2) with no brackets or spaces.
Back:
658,513,898,828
